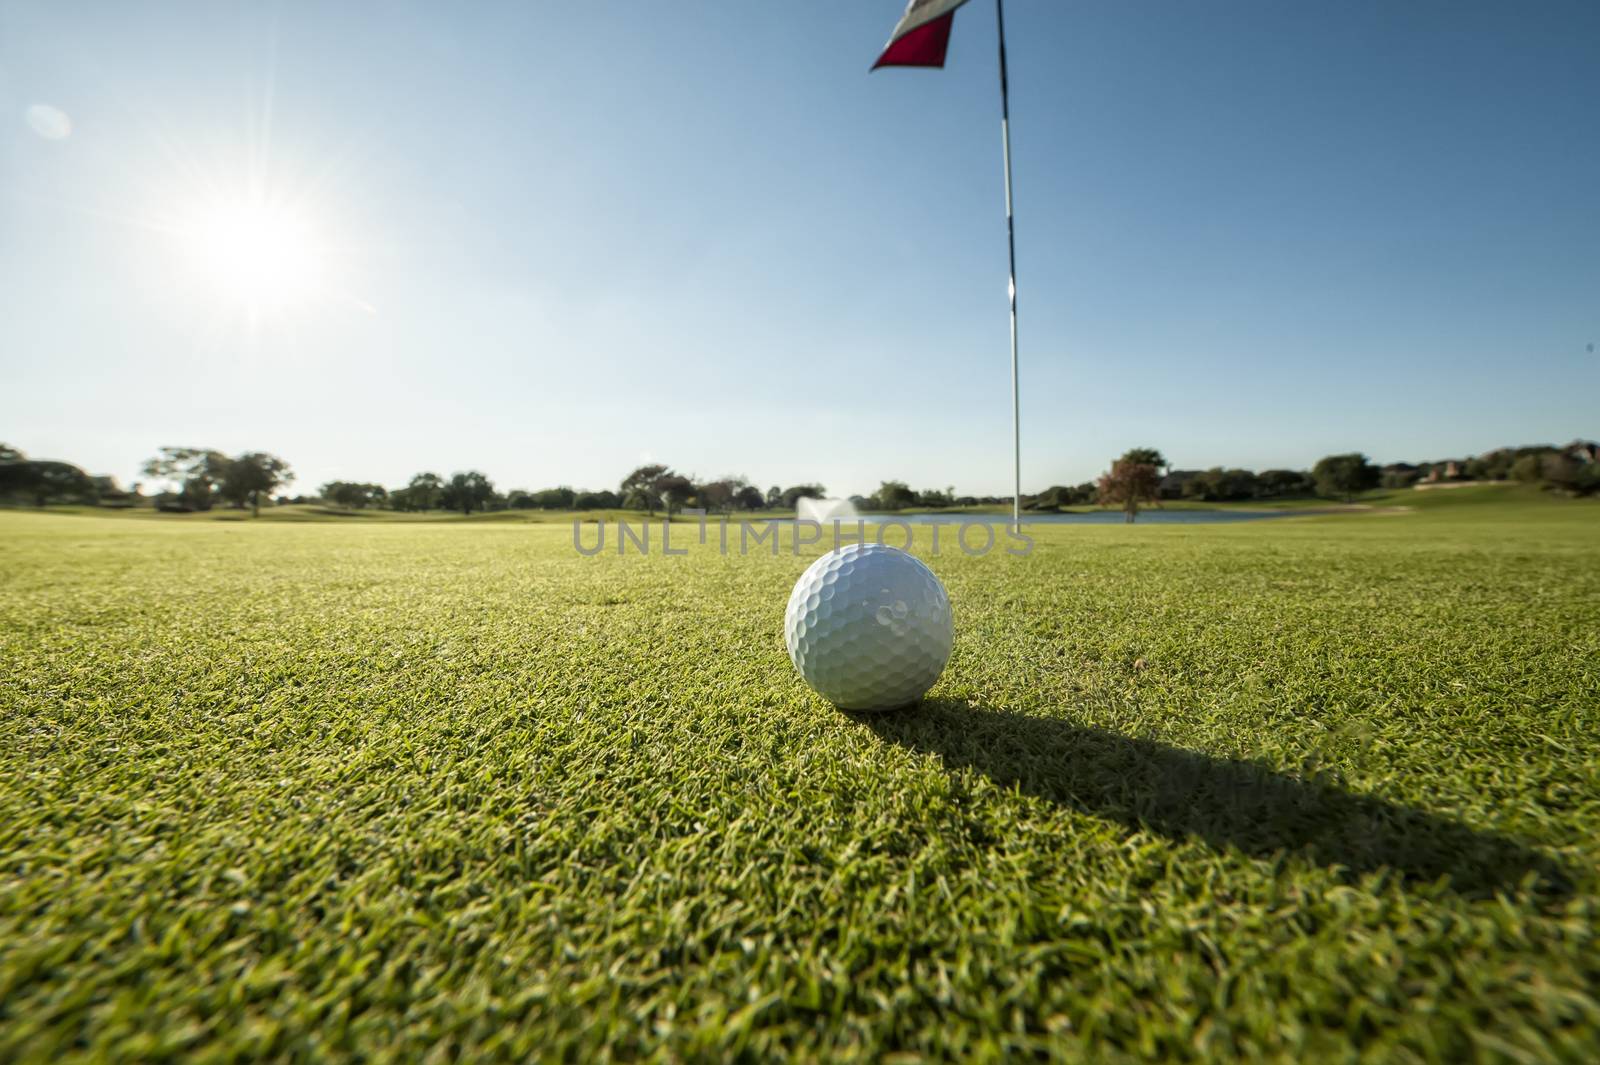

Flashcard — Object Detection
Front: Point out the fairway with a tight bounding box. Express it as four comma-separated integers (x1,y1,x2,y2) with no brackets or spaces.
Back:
2,502,1597,1060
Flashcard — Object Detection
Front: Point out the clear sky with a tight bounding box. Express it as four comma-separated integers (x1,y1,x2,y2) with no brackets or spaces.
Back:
3,1,1596,498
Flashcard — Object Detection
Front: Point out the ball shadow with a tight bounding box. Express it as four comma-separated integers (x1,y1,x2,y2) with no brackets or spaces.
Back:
856,699,1569,899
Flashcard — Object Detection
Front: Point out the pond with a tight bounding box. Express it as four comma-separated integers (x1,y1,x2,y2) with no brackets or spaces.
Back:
765,509,1302,526
871,510,1298,525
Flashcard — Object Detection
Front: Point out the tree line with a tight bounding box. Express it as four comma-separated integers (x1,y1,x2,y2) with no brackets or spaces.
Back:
0,444,292,514
1082,442,1600,521
3,439,1595,516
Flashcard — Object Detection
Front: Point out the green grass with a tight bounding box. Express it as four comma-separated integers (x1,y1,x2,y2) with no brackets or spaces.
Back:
2,498,1597,1060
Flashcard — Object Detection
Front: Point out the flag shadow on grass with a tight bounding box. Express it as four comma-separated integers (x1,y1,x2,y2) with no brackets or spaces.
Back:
857,699,1570,899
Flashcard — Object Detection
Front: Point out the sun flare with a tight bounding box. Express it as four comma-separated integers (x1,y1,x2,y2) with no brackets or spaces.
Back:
178,199,328,315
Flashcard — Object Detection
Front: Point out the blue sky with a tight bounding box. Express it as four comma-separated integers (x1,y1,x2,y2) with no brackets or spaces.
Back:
2,1,1596,497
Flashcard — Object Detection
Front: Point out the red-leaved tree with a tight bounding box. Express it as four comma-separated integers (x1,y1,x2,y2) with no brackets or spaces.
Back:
1097,448,1165,523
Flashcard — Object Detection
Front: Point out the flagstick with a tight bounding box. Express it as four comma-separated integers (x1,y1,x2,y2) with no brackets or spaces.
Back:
995,0,1021,534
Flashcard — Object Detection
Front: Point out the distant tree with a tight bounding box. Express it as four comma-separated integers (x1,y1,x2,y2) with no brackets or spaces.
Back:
1031,483,1097,509
695,479,739,513
1257,469,1312,498
875,481,916,511
781,484,827,510
0,459,95,507
90,475,135,507
1181,467,1258,502
0,446,24,503
1536,452,1592,492
620,464,670,516
733,484,765,510
321,481,386,511
142,447,229,511
527,486,577,509
1097,449,1164,522
765,485,782,507
440,471,495,515
1220,469,1259,500
219,452,293,516
655,474,694,517
1312,453,1379,502
1027,485,1075,510
1122,448,1167,471
1509,454,1543,483
1379,464,1422,490
1179,473,1212,501
917,487,954,508
620,488,652,511
390,472,443,512
573,489,622,510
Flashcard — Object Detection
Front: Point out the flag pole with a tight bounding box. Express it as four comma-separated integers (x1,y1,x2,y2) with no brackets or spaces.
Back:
995,0,1020,534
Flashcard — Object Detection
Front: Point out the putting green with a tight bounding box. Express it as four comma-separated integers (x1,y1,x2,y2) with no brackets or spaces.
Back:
1,499,1596,1060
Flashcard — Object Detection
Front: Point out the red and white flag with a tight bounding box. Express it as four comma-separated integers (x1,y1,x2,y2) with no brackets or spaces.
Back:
872,0,973,70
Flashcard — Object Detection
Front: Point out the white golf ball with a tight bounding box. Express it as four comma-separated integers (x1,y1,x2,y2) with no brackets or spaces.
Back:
784,543,954,711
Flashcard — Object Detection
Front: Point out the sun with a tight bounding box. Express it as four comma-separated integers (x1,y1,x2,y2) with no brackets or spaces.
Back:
178,198,328,315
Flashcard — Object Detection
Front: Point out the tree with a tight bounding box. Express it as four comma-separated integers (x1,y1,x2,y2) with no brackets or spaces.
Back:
1181,467,1259,502
1159,470,1199,500
220,452,293,516
1509,454,1543,484
1311,453,1379,502
1537,453,1587,492
781,484,827,510
1028,485,1084,510
1260,466,1312,495
0,444,23,463
91,475,136,507
527,486,577,509
620,464,670,516
142,447,230,510
655,474,693,517
695,478,739,513
573,489,621,510
765,485,782,507
440,471,495,515
733,484,765,510
1258,469,1313,498
621,488,652,510
0,460,95,507
1097,448,1164,522
391,472,443,512
875,480,916,511
321,481,386,510
1379,464,1422,490
1122,448,1167,470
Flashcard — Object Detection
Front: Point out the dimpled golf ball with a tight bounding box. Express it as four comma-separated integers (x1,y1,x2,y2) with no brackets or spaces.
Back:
784,543,954,711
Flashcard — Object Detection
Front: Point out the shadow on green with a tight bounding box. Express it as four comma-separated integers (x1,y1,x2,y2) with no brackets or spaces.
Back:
858,700,1569,899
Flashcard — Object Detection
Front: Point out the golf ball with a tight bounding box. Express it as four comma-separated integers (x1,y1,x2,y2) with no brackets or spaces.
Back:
784,543,954,711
